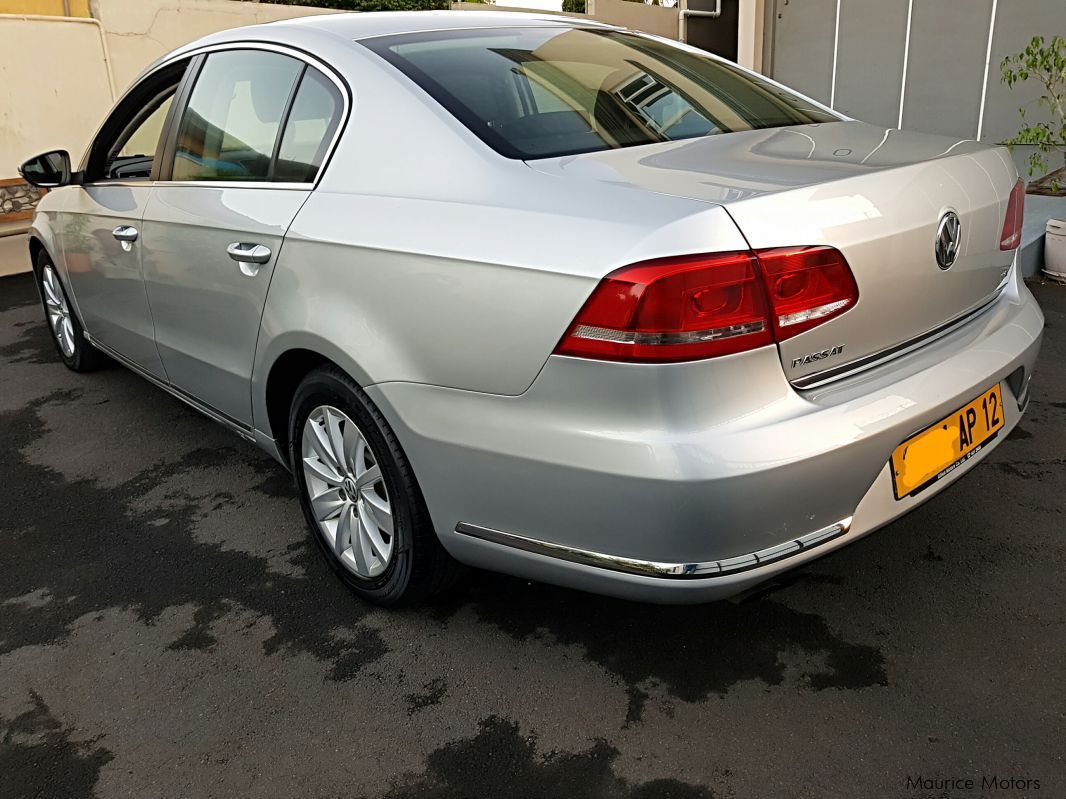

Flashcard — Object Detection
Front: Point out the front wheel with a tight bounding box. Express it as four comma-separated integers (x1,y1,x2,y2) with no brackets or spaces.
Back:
36,250,108,372
289,366,462,606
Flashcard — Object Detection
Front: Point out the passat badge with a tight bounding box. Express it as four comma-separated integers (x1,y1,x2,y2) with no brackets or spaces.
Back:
792,344,845,369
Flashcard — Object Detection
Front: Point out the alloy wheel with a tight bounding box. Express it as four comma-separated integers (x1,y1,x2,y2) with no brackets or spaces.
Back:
41,265,76,358
301,405,394,579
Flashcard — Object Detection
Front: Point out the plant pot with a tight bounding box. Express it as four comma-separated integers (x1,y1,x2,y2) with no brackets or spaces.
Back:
1045,218,1066,284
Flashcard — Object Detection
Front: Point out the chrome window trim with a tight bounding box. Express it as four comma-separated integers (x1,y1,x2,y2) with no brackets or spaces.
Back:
81,180,314,191
82,39,351,192
791,282,1009,390
152,180,315,191
454,517,852,579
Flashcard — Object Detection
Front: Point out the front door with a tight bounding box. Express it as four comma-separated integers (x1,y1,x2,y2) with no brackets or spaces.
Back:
140,48,344,427
61,64,187,378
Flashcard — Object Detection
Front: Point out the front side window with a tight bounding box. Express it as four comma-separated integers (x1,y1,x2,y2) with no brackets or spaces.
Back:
85,59,189,182
172,50,303,181
106,93,174,179
363,27,839,159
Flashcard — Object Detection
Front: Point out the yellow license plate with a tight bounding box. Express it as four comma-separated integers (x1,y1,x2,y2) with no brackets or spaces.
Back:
891,384,1004,500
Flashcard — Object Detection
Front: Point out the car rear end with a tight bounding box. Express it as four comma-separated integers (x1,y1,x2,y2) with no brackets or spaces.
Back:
373,259,1040,603
352,22,1043,601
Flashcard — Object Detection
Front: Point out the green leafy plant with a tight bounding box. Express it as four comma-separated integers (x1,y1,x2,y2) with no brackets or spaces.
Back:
1001,35,1066,194
562,0,586,12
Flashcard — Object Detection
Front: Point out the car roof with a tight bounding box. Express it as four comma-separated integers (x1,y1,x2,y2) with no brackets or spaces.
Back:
266,10,616,41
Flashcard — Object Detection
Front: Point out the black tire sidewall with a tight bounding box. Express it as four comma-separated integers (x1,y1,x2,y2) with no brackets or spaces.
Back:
289,368,417,605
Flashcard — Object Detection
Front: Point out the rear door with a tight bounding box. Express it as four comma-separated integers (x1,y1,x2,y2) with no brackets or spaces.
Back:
140,47,344,426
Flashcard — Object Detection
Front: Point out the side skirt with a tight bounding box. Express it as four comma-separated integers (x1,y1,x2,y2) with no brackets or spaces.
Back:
85,332,256,444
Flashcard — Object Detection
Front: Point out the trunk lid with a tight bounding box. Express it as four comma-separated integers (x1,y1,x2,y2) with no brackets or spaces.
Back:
528,121,1018,386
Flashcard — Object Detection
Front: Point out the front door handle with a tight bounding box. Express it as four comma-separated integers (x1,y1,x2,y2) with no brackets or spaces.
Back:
226,242,272,265
112,225,138,251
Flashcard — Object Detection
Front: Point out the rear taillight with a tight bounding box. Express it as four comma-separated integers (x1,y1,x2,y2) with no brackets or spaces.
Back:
1000,178,1025,250
553,251,772,363
756,246,859,340
554,246,857,363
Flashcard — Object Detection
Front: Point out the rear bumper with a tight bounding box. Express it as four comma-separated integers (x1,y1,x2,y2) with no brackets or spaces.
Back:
367,270,1044,603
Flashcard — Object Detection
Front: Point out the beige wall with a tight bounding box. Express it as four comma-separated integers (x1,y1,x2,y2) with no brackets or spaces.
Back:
587,0,678,41
0,0,336,177
0,0,90,15
89,0,338,94
0,15,115,175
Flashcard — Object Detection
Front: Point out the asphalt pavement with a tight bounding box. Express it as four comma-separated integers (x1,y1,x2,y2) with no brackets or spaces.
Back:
1,269,1063,799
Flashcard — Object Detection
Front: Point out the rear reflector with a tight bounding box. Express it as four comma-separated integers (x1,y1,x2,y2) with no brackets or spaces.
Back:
1000,178,1025,250
555,246,857,363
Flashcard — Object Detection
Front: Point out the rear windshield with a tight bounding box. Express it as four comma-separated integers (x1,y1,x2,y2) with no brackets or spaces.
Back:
362,27,838,160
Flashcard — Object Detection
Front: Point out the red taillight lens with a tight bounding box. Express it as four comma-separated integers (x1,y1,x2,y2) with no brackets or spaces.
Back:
1000,178,1025,250
554,251,773,363
756,246,859,340
554,246,858,363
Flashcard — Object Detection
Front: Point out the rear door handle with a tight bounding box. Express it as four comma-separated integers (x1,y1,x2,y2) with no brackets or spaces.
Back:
226,242,272,265
112,225,138,251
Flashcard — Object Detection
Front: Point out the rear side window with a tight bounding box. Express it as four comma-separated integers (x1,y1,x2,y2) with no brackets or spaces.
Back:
275,69,343,183
172,50,303,181
363,27,838,160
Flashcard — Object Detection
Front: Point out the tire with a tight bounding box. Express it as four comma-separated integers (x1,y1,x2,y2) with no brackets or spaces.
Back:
289,365,463,606
35,249,108,372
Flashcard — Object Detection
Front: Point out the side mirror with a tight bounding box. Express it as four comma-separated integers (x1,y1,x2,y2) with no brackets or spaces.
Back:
18,150,73,188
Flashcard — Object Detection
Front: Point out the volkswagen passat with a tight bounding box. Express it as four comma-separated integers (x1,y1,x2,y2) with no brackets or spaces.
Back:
20,12,1043,605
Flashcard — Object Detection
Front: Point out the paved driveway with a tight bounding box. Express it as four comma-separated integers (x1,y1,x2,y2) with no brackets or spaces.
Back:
1,271,1063,799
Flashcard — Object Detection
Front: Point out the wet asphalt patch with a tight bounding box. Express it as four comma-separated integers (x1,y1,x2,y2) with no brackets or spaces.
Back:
0,691,113,799
428,574,887,724
1,272,1064,798
0,389,387,680
372,716,714,799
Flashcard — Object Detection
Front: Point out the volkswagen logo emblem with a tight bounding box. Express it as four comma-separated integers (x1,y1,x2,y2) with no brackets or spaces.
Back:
935,211,962,270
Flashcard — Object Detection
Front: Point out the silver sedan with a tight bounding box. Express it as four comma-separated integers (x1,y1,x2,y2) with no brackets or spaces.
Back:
20,12,1043,605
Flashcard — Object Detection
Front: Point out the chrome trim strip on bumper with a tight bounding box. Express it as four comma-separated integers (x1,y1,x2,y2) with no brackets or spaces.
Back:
792,284,1007,390
454,517,853,580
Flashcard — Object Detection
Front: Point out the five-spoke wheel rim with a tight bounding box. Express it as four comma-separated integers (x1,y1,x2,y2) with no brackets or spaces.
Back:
41,265,75,358
301,405,394,579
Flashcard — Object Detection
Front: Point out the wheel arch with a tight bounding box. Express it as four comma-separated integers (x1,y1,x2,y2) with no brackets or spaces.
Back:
27,235,46,274
263,348,332,467
260,336,384,465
